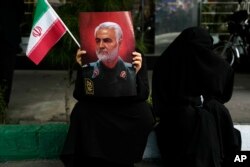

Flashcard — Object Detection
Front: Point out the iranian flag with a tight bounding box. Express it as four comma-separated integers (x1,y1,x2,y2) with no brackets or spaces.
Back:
26,0,67,65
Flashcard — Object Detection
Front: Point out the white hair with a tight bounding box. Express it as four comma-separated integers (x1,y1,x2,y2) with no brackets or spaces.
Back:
94,22,123,42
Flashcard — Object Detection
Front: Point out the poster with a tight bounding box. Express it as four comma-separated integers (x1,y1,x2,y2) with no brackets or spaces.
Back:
78,11,137,97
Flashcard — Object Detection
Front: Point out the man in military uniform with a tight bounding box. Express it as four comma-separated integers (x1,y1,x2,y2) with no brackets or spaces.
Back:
77,22,138,97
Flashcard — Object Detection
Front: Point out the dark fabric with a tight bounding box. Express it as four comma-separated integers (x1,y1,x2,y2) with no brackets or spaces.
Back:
61,54,155,166
152,26,239,167
61,156,135,167
203,99,241,167
73,51,151,102
233,128,242,152
0,1,24,105
81,57,137,96
0,1,24,50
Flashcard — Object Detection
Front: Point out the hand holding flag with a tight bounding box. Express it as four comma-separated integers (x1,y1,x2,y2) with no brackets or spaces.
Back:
26,0,80,65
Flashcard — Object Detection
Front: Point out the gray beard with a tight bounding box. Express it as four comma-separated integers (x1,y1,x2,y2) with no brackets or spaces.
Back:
96,46,119,64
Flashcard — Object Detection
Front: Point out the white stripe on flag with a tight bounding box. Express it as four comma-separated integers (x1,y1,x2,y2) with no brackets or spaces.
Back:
26,7,59,55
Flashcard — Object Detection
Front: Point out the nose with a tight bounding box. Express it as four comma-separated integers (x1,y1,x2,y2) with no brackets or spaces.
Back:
98,40,105,48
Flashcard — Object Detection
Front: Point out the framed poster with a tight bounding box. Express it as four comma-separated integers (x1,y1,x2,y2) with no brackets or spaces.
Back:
78,11,137,97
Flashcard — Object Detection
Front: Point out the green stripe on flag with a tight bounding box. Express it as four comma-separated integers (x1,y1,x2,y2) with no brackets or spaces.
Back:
32,0,49,27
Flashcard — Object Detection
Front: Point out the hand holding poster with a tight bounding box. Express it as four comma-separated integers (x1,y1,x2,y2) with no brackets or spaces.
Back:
78,11,136,97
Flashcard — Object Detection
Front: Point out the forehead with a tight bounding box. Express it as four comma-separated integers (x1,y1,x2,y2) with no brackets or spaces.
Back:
96,28,116,38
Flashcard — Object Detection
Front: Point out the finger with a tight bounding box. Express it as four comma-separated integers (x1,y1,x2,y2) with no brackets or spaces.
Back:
76,49,86,65
132,51,141,57
132,52,142,61
132,52,142,73
133,56,142,62
132,60,142,73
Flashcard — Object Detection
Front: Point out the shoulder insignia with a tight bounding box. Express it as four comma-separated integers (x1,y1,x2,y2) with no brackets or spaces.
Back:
120,70,127,79
84,78,94,95
92,68,99,78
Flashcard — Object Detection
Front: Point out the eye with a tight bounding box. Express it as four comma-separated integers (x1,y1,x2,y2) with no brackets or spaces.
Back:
95,38,100,43
103,38,112,43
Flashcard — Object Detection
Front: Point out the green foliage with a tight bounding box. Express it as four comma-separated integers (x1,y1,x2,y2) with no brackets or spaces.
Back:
44,2,79,70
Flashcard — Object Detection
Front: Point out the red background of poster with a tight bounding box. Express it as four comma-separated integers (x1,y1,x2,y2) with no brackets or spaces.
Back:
78,11,135,64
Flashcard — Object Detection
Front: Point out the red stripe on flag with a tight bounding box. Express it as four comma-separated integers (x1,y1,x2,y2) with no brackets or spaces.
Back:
28,19,66,65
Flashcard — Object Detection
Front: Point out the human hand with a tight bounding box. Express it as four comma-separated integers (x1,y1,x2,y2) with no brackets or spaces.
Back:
76,49,87,66
132,51,142,74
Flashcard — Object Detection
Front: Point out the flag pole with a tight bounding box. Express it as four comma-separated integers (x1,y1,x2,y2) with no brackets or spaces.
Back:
45,0,81,48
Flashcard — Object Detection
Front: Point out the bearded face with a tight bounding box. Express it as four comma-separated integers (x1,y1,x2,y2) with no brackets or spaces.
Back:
95,28,121,69
96,45,119,68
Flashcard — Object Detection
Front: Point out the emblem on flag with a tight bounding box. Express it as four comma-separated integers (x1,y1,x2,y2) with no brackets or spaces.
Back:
32,26,42,37
26,0,80,65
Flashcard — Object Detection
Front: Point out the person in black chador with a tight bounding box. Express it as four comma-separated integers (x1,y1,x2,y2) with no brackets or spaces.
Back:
152,26,241,167
60,26,155,167
79,21,136,97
